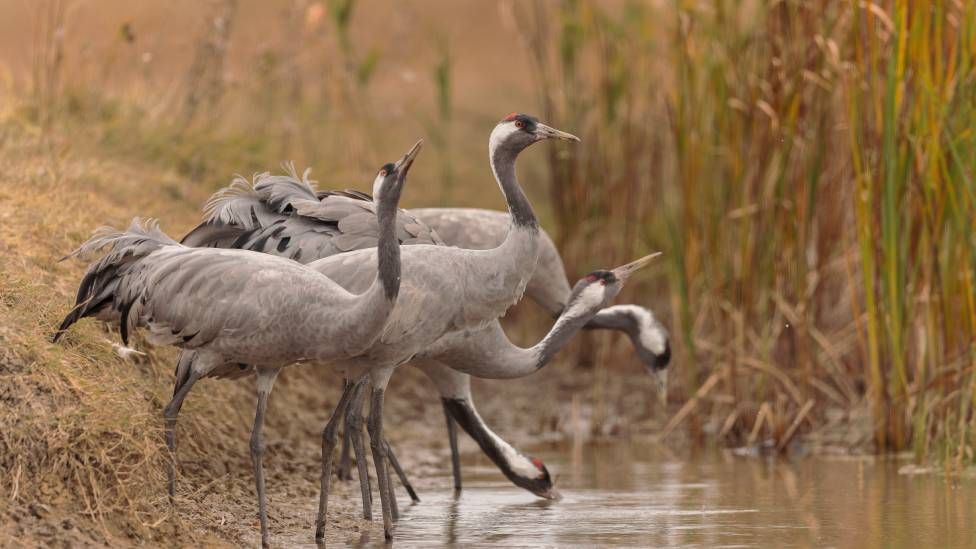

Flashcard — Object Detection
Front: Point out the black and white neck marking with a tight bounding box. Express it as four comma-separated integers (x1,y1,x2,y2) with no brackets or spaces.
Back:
441,397,554,498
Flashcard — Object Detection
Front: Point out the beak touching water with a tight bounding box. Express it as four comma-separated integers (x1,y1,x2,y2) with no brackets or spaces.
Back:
653,368,668,407
535,123,581,143
611,252,662,284
396,138,424,176
539,484,562,501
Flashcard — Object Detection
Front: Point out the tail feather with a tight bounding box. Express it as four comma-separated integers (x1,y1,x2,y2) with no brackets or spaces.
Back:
252,162,320,214
52,218,178,343
202,176,265,229
316,188,373,202
180,220,248,247
202,164,317,230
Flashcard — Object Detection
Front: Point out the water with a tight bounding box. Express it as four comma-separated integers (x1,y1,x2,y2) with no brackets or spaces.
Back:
382,442,976,548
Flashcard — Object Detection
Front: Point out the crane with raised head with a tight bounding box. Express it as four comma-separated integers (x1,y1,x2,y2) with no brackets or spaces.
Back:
53,142,421,548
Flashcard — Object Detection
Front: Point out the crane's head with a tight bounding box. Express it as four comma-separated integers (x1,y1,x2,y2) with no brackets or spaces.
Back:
372,139,423,202
566,252,668,403
508,453,559,500
565,253,663,319
442,397,560,500
600,304,671,405
489,113,579,157
633,309,670,404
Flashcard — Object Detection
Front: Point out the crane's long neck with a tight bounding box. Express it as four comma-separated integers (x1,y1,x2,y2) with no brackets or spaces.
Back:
489,144,541,280
529,309,593,370
441,397,541,487
460,144,542,318
425,302,598,379
340,188,401,354
374,189,401,302
491,145,538,231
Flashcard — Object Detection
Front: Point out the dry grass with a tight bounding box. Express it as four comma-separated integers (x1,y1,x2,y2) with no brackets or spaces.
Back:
0,107,223,544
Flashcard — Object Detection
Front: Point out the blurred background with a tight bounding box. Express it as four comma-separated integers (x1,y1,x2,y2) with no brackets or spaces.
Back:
1,0,975,510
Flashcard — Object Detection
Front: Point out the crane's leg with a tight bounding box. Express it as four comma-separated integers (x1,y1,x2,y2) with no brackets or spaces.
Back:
348,384,420,512
345,378,373,520
313,378,359,541
339,421,353,480
386,458,399,521
250,367,281,549
163,370,201,501
384,439,420,502
337,379,353,481
442,400,463,494
366,385,395,540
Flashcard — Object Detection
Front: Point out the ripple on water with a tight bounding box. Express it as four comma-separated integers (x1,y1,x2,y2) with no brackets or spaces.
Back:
286,442,976,548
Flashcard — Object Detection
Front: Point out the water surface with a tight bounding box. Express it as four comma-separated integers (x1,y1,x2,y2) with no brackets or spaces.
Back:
384,442,975,548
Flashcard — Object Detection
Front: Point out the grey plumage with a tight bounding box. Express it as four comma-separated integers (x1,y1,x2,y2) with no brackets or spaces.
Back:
184,168,443,260
55,144,422,548
58,224,381,361
54,218,179,344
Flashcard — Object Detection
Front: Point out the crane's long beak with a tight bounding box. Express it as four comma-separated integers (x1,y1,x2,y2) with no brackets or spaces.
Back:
535,123,581,143
654,368,668,407
396,138,424,176
540,486,563,500
611,252,662,283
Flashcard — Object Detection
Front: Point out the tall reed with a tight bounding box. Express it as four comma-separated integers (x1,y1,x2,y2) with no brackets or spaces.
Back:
522,0,976,460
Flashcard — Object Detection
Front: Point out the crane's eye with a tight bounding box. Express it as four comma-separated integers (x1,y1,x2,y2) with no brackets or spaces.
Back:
514,120,524,128
379,170,388,177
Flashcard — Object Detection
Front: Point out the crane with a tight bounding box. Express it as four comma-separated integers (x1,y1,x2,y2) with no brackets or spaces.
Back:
53,143,420,548
411,252,659,498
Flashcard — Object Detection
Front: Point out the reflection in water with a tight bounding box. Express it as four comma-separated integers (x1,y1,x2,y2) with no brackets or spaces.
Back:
388,442,976,548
